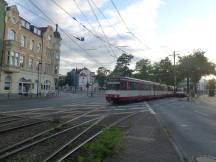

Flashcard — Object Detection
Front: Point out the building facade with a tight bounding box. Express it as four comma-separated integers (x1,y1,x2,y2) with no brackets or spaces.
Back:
0,0,7,82
70,68,96,91
0,5,61,95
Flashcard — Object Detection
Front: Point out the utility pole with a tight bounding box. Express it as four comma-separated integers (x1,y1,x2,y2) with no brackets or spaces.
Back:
170,51,178,94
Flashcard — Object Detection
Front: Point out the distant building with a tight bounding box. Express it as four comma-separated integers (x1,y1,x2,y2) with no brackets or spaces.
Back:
69,67,96,91
0,5,61,95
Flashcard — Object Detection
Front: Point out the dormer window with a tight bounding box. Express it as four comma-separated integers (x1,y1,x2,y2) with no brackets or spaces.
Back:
33,27,41,36
21,19,30,30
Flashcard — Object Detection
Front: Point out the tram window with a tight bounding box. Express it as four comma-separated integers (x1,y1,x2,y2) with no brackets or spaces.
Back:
107,84,120,90
120,81,127,90
131,82,136,90
127,82,131,90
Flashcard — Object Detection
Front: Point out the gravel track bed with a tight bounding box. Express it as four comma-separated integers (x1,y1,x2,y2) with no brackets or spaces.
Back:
50,114,126,162
3,122,94,162
0,118,43,132
0,117,23,125
0,115,97,151
0,121,59,150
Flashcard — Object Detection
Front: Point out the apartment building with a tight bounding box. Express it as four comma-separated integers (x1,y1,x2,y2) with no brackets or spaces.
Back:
0,5,61,95
0,0,7,78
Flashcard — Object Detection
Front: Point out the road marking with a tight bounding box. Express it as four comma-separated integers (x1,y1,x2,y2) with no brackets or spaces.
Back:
180,124,190,127
194,110,209,117
144,102,156,115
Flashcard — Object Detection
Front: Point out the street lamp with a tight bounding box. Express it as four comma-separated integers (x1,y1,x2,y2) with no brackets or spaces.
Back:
37,62,42,96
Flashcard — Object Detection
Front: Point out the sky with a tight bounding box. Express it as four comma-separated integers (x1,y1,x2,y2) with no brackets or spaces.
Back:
6,0,216,74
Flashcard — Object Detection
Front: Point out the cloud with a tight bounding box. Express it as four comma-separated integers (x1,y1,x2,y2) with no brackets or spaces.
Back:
6,0,174,74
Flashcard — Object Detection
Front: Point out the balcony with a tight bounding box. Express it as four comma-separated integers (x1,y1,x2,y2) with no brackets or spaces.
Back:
2,64,20,73
4,40,21,50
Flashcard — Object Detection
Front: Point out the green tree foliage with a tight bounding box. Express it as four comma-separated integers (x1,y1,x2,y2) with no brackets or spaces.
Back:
96,67,110,88
207,79,216,96
207,79,216,90
134,59,153,80
178,49,216,91
134,57,174,85
111,53,134,77
152,57,174,85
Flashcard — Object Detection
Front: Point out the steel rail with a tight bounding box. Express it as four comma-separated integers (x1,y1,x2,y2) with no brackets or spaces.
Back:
0,120,45,134
0,117,100,160
43,112,139,162
0,108,99,158
54,111,141,162
42,115,107,162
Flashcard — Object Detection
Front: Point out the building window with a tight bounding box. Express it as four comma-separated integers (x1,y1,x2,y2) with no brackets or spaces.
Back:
21,35,27,47
30,40,35,50
7,51,15,65
4,76,12,90
8,29,16,40
11,16,17,24
55,65,58,74
14,53,20,66
37,43,41,53
29,58,33,69
20,55,24,68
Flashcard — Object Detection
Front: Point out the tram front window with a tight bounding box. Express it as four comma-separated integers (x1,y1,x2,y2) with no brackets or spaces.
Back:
107,83,120,90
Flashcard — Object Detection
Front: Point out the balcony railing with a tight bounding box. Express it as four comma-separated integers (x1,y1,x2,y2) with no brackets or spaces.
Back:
4,40,21,50
2,64,20,73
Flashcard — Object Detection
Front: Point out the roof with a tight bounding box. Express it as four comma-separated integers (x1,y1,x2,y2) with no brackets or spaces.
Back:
38,27,48,33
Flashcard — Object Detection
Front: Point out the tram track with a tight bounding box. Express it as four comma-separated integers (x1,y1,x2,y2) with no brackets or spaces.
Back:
47,112,140,162
0,108,100,160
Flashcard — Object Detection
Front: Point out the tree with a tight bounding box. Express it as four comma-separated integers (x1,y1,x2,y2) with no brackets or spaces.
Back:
144,57,174,85
111,53,134,77
178,49,216,93
96,67,110,88
134,59,153,80
207,79,216,96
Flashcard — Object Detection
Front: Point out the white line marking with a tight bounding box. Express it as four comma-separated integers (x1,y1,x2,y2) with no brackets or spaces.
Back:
144,102,156,115
194,110,209,117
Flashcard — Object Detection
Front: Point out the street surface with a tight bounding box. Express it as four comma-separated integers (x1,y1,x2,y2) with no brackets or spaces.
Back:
149,96,216,160
0,93,181,162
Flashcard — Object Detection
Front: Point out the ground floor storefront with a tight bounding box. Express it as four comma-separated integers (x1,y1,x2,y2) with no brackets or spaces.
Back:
0,71,57,96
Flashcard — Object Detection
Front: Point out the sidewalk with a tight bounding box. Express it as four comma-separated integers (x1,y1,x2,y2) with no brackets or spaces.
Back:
104,111,182,162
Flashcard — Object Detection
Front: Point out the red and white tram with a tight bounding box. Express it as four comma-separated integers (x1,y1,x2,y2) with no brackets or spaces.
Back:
105,77,174,103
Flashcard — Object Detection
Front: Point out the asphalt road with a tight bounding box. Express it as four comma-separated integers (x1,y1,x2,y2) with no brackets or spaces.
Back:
149,97,216,160
0,92,107,112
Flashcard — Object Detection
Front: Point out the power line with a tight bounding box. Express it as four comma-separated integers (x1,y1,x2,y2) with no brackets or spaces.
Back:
72,0,97,34
90,0,125,41
50,0,128,55
109,0,150,50
51,0,115,60
87,0,117,59
28,0,104,67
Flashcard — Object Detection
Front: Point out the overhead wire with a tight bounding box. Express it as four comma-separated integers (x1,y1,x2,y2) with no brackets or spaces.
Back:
28,0,104,67
50,0,128,55
109,0,150,50
87,0,118,59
